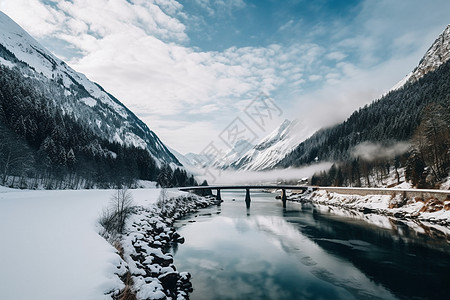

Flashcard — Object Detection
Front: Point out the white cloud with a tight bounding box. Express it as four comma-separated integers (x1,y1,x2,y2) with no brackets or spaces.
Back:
279,20,294,32
194,163,334,185
286,45,425,147
141,118,221,154
1,0,449,156
0,0,65,37
1,0,188,43
351,142,411,161
188,103,220,114
326,51,346,61
308,74,322,82
67,27,318,123
194,0,245,16
274,0,450,148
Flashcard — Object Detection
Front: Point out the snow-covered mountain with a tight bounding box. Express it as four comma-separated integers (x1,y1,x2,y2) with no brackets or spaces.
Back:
390,24,450,92
212,139,255,169
231,119,304,170
209,119,304,171
172,139,255,170
185,153,215,167
0,11,179,166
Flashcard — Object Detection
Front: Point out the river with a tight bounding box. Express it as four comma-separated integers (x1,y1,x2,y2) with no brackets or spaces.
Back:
170,190,450,300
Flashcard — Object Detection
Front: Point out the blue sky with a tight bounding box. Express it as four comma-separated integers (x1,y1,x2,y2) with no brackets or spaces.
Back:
182,0,361,51
1,0,450,154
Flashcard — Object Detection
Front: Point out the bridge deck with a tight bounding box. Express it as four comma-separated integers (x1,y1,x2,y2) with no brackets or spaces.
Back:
178,185,313,209
178,185,310,191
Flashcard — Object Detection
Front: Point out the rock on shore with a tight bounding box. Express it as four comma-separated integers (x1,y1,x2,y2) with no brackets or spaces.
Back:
293,190,450,226
112,193,217,299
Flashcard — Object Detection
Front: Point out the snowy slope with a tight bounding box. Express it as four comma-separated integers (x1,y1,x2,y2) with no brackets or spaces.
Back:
0,11,179,166
233,119,303,171
212,139,255,169
218,119,307,171
184,152,216,167
389,24,450,92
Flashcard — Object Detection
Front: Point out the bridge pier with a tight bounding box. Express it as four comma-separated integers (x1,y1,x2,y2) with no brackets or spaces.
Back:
245,188,251,208
281,189,287,208
177,185,311,209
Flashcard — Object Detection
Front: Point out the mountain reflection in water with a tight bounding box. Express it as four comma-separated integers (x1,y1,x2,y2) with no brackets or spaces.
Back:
171,191,450,300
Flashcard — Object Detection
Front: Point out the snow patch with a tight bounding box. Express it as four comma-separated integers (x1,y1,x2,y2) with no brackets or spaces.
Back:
306,190,450,224
0,56,15,68
81,97,97,107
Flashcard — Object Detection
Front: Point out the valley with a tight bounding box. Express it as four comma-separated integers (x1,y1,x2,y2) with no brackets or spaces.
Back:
0,2,450,300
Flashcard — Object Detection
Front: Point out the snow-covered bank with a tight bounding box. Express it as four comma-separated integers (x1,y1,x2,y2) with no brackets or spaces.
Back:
0,187,215,300
310,202,450,242
296,189,450,226
0,188,125,300
118,192,217,300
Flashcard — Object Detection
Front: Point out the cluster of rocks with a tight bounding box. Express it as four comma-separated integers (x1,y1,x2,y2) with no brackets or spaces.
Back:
118,194,217,300
294,190,450,226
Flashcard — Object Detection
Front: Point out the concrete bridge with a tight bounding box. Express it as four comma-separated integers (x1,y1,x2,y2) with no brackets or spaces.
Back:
178,185,314,208
179,185,450,209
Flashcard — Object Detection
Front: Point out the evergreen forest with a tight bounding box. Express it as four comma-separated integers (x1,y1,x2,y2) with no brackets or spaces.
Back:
277,60,450,188
0,65,195,189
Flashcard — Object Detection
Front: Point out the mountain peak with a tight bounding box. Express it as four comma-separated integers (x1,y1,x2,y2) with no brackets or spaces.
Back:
0,11,179,166
390,24,450,93
411,24,450,82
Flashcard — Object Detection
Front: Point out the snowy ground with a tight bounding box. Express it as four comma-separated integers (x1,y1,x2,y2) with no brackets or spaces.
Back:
299,189,450,225
291,168,450,226
0,186,190,300
2,182,448,299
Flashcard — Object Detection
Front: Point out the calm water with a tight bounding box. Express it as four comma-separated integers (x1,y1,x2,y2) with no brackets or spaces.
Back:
171,191,450,300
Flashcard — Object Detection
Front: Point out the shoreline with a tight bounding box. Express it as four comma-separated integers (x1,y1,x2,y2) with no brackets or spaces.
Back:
116,188,449,299
290,189,450,227
110,192,218,300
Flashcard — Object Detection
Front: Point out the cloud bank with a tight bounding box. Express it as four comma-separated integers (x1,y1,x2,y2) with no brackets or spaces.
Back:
351,142,411,161
188,163,333,185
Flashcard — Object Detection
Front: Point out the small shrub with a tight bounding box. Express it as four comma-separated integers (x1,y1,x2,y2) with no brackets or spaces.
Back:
156,188,171,217
99,188,134,237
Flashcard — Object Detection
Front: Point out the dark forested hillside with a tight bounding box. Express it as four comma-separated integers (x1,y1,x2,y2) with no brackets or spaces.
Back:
0,11,187,190
0,65,195,189
277,59,450,188
278,59,450,166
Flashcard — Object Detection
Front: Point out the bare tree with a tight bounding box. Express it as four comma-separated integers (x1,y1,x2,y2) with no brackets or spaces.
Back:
412,103,450,183
156,188,169,216
100,188,134,236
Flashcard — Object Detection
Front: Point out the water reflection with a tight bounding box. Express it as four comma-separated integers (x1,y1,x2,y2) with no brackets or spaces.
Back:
172,192,450,300
175,216,367,300
291,204,450,300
